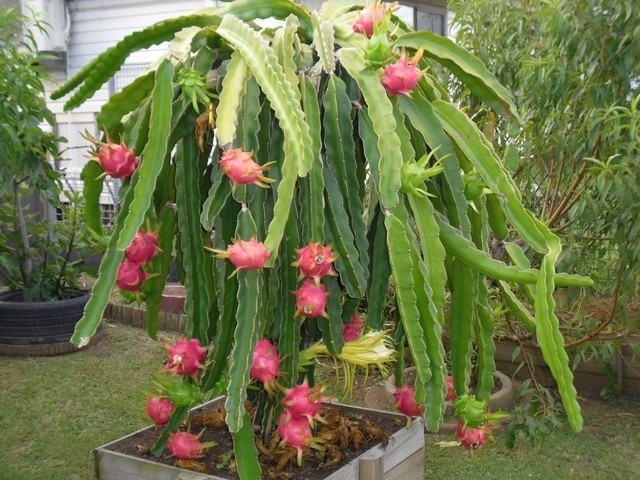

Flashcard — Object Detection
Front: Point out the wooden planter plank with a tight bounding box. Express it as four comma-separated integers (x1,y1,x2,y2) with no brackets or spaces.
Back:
94,398,425,480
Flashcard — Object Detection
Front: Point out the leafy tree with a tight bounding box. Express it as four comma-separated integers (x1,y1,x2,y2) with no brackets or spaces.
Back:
450,0,640,299
0,7,71,300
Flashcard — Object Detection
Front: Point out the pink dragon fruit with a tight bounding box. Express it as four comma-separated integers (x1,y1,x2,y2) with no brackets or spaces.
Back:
125,230,160,264
393,385,425,419
250,338,281,392
282,382,329,423
164,338,206,378
167,431,204,460
445,375,456,402
115,258,148,292
352,3,386,37
381,49,424,96
276,413,313,464
144,397,174,426
95,141,139,179
219,148,274,188
295,279,329,319
293,243,337,280
455,421,488,450
342,315,365,342
216,238,270,272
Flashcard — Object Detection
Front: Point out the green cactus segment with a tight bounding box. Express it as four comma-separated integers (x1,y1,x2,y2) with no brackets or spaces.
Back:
300,76,325,243
215,52,250,148
217,14,312,177
407,195,447,325
365,209,391,330
397,31,519,122
434,214,593,287
151,405,189,456
432,100,548,253
504,242,537,303
116,60,173,251
338,48,402,209
97,71,155,132
201,168,232,232
486,193,509,240
216,0,313,34
226,209,263,433
124,98,151,155
323,75,369,279
232,413,262,480
323,168,367,298
273,15,301,104
201,215,240,394
175,137,211,343
226,268,262,433
397,93,469,235
80,161,105,239
536,242,583,432
143,200,177,340
320,277,345,356
449,260,476,395
275,208,301,388
474,285,496,401
70,174,139,346
385,215,431,388
54,15,219,110
499,280,536,333
312,13,336,74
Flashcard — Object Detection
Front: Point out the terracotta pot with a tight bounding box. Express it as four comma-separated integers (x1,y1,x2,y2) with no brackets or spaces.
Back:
159,284,187,314
93,397,425,480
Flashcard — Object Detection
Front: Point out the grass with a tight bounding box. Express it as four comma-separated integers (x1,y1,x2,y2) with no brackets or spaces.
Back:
0,322,639,479
0,322,175,480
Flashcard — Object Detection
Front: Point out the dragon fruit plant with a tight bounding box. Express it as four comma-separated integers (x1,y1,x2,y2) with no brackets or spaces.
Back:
53,0,593,476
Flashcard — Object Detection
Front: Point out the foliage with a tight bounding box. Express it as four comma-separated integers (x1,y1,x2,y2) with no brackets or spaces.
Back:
0,190,96,301
449,0,640,298
0,7,88,301
54,0,592,476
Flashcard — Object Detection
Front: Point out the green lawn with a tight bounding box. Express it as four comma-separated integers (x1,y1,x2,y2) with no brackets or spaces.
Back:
0,322,638,480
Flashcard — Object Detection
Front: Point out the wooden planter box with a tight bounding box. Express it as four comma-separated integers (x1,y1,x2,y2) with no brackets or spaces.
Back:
94,398,425,480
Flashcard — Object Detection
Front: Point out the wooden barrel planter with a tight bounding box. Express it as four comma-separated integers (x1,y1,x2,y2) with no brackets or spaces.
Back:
0,290,102,356
94,398,425,480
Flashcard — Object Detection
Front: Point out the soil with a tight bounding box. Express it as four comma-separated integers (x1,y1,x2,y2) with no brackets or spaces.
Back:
112,400,404,479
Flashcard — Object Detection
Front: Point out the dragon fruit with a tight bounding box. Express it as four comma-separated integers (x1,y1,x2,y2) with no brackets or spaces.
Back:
276,413,313,464
445,375,456,402
125,230,159,264
115,258,148,292
381,49,424,96
216,238,270,272
393,385,425,419
167,431,204,460
219,148,274,188
352,3,386,37
342,315,365,342
164,338,206,378
144,397,174,426
250,338,281,392
95,141,138,179
295,279,329,319
293,243,337,280
282,382,329,423
455,421,488,450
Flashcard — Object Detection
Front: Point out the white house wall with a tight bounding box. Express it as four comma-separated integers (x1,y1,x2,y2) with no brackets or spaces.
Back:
49,0,212,174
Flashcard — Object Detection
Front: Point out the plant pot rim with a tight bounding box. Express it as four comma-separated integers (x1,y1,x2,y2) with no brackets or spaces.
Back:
0,289,91,304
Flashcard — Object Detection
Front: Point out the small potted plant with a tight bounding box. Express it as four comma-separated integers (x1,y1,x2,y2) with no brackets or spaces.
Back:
52,0,593,477
0,7,97,355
